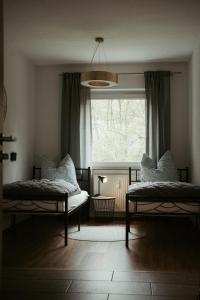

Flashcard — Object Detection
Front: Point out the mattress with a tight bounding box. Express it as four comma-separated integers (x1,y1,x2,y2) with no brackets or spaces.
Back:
3,179,79,200
128,182,200,214
2,191,89,213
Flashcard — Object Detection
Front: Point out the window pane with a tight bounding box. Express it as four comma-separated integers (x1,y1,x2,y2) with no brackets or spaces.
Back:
91,99,146,162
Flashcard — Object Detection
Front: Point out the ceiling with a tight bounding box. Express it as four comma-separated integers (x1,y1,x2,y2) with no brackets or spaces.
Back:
4,0,200,65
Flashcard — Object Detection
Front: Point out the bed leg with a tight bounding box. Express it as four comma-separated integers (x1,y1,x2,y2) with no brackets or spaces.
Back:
78,209,81,231
64,215,68,246
126,193,130,247
64,194,68,246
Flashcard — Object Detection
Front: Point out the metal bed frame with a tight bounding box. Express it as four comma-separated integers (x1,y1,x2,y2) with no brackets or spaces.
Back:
126,167,200,247
4,166,91,246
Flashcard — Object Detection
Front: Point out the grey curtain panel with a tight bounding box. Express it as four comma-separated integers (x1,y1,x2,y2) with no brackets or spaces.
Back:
61,73,91,167
80,86,92,168
144,71,171,162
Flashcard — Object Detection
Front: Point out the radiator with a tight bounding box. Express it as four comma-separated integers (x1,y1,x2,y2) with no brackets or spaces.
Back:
93,175,129,212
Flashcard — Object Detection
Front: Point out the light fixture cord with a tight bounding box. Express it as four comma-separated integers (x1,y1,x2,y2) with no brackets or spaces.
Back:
90,42,100,64
102,43,107,65
90,38,107,67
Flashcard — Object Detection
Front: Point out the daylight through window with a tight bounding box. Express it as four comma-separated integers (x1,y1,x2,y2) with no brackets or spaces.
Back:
91,97,146,163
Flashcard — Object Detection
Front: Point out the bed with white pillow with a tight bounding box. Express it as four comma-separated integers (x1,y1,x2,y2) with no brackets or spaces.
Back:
2,180,89,213
125,151,200,246
2,154,90,246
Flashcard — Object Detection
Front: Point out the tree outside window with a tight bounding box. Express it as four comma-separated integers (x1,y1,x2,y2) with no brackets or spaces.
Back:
91,98,146,163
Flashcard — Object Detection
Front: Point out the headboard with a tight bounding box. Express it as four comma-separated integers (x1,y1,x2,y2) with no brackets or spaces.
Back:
129,167,189,185
33,166,91,195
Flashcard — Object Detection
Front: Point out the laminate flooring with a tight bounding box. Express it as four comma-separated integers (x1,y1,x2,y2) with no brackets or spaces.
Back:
2,269,199,299
2,216,200,299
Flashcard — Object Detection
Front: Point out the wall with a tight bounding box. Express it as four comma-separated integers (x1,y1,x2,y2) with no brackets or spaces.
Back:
3,51,36,228
189,45,200,184
35,62,189,168
4,52,35,183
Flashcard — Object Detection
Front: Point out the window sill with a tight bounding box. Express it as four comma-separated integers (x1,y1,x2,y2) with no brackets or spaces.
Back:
92,162,140,170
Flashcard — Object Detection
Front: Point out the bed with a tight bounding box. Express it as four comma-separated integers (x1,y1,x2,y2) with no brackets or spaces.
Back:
2,166,91,246
126,167,200,247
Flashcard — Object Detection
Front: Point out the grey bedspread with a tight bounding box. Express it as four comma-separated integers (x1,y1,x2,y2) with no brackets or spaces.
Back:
4,179,79,200
128,181,200,200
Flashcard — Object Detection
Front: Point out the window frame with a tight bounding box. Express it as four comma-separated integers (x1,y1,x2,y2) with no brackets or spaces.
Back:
91,89,146,168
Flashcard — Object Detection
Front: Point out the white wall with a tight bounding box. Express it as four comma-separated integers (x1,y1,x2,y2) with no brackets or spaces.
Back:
35,62,189,168
3,51,36,228
189,45,200,183
3,52,35,183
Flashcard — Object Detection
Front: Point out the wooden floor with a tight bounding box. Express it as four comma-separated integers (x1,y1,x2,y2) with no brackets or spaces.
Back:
2,268,199,299
2,216,200,299
3,216,200,271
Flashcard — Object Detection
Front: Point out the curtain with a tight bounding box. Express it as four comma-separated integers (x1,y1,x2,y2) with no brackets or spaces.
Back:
144,71,171,162
61,73,91,167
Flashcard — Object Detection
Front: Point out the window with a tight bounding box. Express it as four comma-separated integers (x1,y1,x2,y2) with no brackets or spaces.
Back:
91,92,146,165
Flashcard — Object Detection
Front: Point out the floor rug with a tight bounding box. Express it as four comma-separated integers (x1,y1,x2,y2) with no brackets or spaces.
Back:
68,225,145,242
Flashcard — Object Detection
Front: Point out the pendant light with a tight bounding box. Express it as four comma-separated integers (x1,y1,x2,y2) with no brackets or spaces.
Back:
81,37,118,88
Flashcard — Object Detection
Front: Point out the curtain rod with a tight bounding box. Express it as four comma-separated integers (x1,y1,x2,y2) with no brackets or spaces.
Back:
60,71,182,76
118,72,182,75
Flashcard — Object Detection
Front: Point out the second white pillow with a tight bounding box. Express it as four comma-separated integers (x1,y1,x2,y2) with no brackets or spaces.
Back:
141,151,178,182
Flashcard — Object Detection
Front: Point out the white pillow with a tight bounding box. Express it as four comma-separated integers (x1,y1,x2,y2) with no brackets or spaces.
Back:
141,151,178,182
36,157,56,180
42,166,69,181
59,154,80,191
39,154,81,191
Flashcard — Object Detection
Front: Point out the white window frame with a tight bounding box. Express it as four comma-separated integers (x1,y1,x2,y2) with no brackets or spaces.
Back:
91,89,146,169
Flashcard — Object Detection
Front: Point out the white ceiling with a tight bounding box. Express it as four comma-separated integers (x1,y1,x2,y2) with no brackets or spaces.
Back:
4,0,200,65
